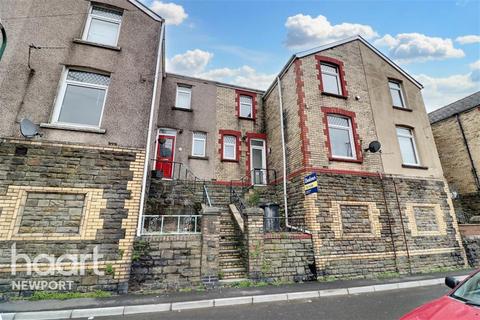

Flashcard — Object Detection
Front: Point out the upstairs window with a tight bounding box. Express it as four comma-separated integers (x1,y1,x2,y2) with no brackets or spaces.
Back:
192,132,206,157
389,80,406,108
52,69,110,127
396,127,419,165
321,63,342,95
239,95,253,118
83,5,123,46
223,135,237,160
327,115,356,159
175,85,192,109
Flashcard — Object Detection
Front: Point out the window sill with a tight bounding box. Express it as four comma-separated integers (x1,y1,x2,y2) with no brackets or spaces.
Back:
73,39,121,51
172,107,193,112
393,106,413,112
321,92,348,99
402,164,429,170
329,156,363,164
221,159,239,163
40,123,106,134
188,155,209,161
238,116,255,121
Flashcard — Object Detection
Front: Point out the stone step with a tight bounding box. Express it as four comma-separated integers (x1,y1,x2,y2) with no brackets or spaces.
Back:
220,248,242,254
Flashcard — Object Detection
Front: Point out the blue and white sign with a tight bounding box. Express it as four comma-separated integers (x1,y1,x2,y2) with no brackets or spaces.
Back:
304,173,318,195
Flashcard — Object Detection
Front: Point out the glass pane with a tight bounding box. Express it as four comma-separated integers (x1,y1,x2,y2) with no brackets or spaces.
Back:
176,89,191,109
224,135,236,144
398,136,418,164
389,81,400,90
396,127,411,137
92,6,122,20
240,103,252,118
58,84,105,126
67,70,110,86
87,18,119,46
252,148,263,169
160,138,173,157
322,73,340,95
321,64,338,74
193,132,206,139
329,127,353,157
224,145,235,159
193,139,205,156
390,88,404,107
327,115,349,127
251,140,264,147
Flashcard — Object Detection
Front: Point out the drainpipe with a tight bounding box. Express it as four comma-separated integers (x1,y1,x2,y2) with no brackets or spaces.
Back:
136,22,165,236
456,113,480,191
277,76,290,228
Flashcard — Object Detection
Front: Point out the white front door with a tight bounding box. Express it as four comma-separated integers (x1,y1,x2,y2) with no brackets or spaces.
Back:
250,139,266,185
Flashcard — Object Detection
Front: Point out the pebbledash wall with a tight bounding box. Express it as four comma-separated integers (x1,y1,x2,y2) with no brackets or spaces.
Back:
0,139,145,294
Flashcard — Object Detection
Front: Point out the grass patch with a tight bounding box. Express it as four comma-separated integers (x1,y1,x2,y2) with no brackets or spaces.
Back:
228,280,270,288
26,290,112,301
375,271,400,279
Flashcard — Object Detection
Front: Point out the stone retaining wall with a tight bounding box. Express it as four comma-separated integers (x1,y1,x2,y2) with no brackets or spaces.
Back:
462,236,480,268
0,140,144,296
129,235,202,292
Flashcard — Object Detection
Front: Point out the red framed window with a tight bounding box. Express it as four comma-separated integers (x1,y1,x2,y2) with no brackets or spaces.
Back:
321,107,362,163
235,90,257,120
219,130,241,162
315,55,348,98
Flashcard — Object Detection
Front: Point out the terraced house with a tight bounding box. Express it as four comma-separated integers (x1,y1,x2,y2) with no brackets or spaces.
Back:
0,0,469,296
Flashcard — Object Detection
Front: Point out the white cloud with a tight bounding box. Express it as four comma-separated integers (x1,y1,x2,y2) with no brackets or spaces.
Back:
166,49,275,90
456,35,480,44
374,33,465,63
284,14,378,49
150,1,187,25
417,62,480,112
167,49,213,74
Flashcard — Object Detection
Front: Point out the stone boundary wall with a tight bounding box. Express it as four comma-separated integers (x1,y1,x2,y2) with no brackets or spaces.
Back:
0,139,144,296
462,236,480,268
129,235,202,292
263,233,316,281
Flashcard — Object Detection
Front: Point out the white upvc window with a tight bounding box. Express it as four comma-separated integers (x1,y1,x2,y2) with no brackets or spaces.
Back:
192,132,207,157
239,95,253,118
389,80,406,108
327,115,356,159
321,63,342,95
175,85,192,109
52,68,110,128
396,127,420,165
223,135,237,160
82,5,123,47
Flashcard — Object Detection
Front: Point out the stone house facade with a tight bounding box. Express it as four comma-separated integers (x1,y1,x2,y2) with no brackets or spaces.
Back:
429,92,480,223
0,0,164,294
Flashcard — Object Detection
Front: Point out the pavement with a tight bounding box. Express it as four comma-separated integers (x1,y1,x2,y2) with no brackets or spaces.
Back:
0,268,473,320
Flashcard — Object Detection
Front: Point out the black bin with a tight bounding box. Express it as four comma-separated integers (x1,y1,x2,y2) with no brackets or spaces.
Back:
261,203,280,232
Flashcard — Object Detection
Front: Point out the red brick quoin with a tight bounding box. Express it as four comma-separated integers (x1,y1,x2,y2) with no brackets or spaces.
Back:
294,59,311,167
218,129,241,162
321,107,363,163
315,55,348,98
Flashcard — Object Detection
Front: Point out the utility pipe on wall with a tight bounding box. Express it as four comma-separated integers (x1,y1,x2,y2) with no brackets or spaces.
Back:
136,22,165,236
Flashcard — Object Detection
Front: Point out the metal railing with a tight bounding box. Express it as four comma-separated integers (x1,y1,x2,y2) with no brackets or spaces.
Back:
142,214,201,235
230,187,247,217
153,160,212,207
264,216,307,233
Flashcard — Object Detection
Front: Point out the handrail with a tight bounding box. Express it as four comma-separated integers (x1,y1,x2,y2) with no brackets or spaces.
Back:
153,159,212,206
230,186,247,217
142,214,201,235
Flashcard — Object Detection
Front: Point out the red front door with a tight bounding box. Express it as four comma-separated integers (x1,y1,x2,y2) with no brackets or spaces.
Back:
156,134,175,179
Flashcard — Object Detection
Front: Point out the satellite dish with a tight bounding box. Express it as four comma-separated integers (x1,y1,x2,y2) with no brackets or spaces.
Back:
20,118,40,138
366,141,381,153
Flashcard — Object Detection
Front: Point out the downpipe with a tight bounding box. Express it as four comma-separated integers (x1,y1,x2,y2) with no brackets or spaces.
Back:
136,22,165,236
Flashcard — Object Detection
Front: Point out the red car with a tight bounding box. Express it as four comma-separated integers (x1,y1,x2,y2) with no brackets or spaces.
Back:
401,270,480,320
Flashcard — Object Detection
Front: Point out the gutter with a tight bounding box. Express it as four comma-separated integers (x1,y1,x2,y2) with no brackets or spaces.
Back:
456,113,480,191
136,22,165,236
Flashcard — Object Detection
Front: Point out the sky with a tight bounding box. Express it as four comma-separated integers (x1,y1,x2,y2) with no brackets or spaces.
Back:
141,0,480,112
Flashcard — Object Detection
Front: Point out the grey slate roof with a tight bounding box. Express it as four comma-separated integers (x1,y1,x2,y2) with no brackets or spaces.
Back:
428,91,480,124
